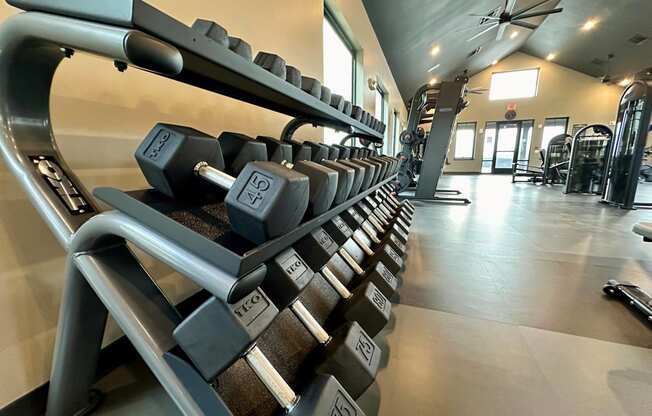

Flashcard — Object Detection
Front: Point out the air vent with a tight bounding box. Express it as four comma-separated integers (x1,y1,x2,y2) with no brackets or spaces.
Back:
591,58,605,66
468,47,482,58
628,34,648,46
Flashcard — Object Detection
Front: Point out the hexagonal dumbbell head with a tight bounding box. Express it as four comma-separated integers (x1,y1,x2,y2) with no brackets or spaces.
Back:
136,124,309,244
254,52,286,79
228,36,253,61
192,19,229,47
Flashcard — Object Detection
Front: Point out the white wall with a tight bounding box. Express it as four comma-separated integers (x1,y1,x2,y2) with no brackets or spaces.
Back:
0,0,405,407
446,52,624,173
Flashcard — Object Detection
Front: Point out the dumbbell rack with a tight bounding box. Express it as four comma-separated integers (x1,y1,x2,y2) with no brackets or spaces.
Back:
0,2,409,416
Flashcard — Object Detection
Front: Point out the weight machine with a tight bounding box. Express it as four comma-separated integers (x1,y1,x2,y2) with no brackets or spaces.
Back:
564,124,612,195
393,74,471,204
601,80,652,209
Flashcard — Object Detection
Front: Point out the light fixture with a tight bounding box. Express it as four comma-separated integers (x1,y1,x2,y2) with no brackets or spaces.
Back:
427,63,441,72
619,78,632,87
546,53,556,61
429,78,438,85
430,45,440,56
510,31,518,39
582,19,598,31
491,60,498,65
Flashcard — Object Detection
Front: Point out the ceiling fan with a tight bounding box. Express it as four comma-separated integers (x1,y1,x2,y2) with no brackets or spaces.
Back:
463,0,563,42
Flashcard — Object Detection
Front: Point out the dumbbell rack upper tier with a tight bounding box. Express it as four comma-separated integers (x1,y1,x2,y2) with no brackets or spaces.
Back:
8,0,382,140
94,175,396,277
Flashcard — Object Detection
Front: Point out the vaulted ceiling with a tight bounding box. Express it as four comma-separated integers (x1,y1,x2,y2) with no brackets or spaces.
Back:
362,0,652,102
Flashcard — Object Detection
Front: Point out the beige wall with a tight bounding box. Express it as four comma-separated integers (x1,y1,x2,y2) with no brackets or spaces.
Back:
446,52,624,173
0,0,405,407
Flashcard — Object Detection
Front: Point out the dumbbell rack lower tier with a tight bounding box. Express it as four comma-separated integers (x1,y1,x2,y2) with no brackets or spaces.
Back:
95,175,397,278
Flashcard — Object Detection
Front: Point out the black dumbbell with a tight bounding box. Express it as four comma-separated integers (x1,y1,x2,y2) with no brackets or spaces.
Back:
173,291,367,415
362,195,410,234
301,76,322,99
339,205,408,256
333,145,376,192
295,228,391,337
135,124,309,244
255,136,339,216
263,248,380,398
325,146,366,198
302,142,356,205
322,216,400,298
254,52,286,78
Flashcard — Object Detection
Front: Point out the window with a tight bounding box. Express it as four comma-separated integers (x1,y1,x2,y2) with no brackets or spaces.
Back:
392,110,400,156
323,10,355,145
489,68,539,100
375,86,389,154
454,122,476,160
541,117,569,151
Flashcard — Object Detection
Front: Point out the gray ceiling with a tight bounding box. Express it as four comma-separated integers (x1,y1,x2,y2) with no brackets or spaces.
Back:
362,0,652,102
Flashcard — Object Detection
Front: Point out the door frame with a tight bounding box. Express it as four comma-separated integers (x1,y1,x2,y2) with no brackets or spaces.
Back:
484,119,535,174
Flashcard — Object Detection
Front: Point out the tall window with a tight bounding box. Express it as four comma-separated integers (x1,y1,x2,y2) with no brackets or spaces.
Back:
541,117,569,151
489,68,539,100
392,110,400,156
375,86,388,154
323,10,355,144
454,122,476,160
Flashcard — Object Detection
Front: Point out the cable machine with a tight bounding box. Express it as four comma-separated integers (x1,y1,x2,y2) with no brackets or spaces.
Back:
601,80,652,209
564,124,612,195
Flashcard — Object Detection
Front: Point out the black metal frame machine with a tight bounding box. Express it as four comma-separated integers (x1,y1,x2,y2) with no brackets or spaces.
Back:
511,133,572,185
564,124,613,195
393,74,471,204
0,1,417,415
601,80,652,209
542,133,572,185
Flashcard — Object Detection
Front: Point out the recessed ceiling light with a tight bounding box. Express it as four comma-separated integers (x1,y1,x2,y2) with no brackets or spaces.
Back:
492,60,498,65
427,63,441,72
431,45,440,56
510,31,518,39
429,78,438,85
546,53,556,61
582,19,598,31
619,78,632,86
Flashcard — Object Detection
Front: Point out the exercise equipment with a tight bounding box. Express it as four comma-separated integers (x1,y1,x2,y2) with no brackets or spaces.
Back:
173,290,367,414
601,81,652,209
542,134,572,185
394,74,471,204
0,2,406,415
135,123,309,244
564,124,612,195
295,228,392,337
603,222,652,323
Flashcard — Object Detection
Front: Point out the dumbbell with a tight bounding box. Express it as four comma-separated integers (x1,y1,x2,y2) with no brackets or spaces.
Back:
339,205,408,258
263,248,380,398
322,216,400,298
255,136,339,215
380,183,414,212
323,145,366,198
362,195,410,233
332,145,376,192
135,124,309,245
301,141,356,205
370,191,413,229
192,19,253,62
173,291,366,415
295,228,391,337
349,148,383,186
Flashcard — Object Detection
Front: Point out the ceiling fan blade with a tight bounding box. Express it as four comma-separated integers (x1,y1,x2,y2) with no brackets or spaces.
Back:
469,14,501,19
511,20,539,30
451,21,497,34
515,8,563,20
495,23,508,41
512,0,551,18
505,0,518,14
467,23,499,42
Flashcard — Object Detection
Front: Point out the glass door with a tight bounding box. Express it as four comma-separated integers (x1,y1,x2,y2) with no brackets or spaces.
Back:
493,121,521,173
